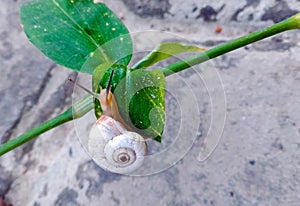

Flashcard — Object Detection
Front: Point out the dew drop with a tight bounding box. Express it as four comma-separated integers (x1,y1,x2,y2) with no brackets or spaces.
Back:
150,94,156,98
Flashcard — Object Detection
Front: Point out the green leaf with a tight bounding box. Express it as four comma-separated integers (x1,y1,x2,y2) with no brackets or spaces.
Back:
92,64,127,118
92,63,110,119
21,0,132,73
132,42,205,70
92,64,127,92
114,69,166,142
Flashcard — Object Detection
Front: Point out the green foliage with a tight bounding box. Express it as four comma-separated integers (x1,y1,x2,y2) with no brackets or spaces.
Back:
113,69,166,142
21,0,167,142
92,65,166,141
132,42,205,70
21,0,132,73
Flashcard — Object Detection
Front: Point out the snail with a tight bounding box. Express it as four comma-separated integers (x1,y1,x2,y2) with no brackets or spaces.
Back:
88,114,147,174
69,72,148,174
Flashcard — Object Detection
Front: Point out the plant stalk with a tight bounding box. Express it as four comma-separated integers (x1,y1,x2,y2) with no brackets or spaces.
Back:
161,13,300,76
1,13,300,157
0,95,93,156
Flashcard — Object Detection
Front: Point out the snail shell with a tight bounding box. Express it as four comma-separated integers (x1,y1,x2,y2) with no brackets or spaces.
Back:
88,115,148,174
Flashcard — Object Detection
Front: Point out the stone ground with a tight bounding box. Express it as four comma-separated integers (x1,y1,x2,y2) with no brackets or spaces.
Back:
1,0,300,205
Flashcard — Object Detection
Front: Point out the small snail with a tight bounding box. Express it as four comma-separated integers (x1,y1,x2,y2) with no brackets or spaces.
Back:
88,114,147,174
69,73,148,174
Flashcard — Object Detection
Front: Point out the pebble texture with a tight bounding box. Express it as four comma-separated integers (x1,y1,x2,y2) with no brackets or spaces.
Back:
1,0,300,205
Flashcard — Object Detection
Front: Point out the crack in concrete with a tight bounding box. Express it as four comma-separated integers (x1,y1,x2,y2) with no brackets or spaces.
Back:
23,64,57,112
0,167,13,199
19,71,77,158
0,64,56,145
0,103,26,145
196,4,225,21
231,0,260,21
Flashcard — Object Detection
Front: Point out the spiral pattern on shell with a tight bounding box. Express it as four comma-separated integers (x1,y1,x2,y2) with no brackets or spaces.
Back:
88,115,148,174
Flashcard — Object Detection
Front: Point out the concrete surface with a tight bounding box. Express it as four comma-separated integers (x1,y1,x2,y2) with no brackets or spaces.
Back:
0,0,300,205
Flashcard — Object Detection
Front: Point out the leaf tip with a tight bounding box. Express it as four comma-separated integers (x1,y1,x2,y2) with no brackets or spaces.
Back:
154,135,162,143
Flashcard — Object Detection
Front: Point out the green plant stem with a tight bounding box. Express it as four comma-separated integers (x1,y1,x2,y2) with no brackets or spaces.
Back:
1,13,300,157
0,109,72,156
161,13,300,76
0,95,93,156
